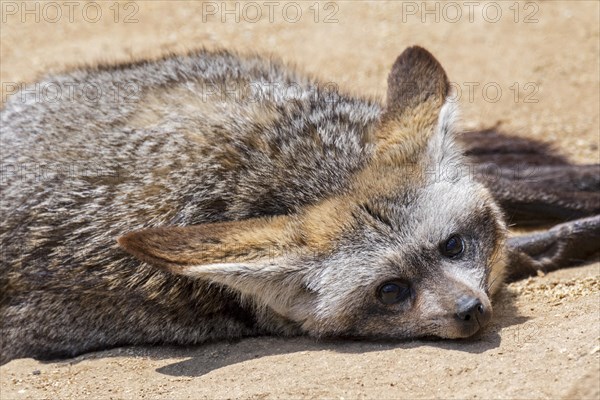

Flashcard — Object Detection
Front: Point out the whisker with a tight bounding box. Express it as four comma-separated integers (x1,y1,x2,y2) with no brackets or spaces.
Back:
486,271,503,292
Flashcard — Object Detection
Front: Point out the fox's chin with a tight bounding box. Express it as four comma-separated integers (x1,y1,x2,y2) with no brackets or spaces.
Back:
428,319,491,339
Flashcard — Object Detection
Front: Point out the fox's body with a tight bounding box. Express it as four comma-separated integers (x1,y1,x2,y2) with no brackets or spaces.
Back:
1,51,380,361
1,48,598,364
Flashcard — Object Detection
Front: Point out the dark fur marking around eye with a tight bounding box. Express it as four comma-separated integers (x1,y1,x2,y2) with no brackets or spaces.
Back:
472,204,504,253
360,203,394,229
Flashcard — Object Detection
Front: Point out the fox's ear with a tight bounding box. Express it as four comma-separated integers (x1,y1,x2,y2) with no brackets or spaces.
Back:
385,46,449,118
117,216,299,271
375,46,452,163
117,216,316,320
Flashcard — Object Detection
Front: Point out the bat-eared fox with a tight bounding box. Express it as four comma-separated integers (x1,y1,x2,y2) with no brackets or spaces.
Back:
1,46,598,364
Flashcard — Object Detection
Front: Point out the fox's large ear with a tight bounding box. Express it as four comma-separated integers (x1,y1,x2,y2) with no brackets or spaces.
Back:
117,215,316,321
375,46,452,163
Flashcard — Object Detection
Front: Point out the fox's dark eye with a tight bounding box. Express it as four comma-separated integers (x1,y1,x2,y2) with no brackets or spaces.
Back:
441,234,464,258
378,281,411,305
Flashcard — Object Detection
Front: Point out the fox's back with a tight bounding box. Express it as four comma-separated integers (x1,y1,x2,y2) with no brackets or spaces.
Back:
1,50,380,221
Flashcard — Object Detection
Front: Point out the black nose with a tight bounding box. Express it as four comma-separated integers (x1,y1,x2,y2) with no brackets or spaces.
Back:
456,297,487,323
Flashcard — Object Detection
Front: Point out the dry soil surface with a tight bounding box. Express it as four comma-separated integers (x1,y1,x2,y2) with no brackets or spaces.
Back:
1,1,599,399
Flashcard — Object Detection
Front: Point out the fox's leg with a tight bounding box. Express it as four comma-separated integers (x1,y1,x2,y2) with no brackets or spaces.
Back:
503,215,600,281
459,128,600,227
474,164,599,226
459,129,599,281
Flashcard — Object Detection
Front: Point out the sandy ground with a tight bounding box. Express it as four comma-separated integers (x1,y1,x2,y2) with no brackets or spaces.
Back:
1,1,599,399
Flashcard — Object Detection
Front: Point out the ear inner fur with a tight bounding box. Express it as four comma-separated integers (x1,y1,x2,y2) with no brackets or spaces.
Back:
117,216,300,269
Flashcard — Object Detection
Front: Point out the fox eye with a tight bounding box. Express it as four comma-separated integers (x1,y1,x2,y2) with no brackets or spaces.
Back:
378,281,411,305
441,234,464,258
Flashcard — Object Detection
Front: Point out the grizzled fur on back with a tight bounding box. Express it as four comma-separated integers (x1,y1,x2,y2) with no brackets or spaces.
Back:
1,47,506,364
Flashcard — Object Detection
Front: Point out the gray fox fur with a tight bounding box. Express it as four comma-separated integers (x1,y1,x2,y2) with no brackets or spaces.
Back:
1,46,598,364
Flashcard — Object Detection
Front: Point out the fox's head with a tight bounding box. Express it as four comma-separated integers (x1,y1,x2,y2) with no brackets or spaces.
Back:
118,46,507,340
